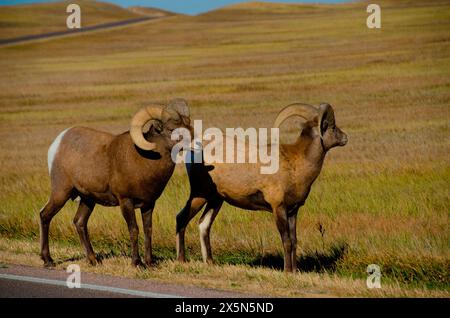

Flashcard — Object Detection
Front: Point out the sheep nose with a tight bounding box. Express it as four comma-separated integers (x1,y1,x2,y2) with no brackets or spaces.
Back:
340,133,348,146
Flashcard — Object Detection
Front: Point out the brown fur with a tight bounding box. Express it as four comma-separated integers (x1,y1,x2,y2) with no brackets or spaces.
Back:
176,104,347,272
40,110,191,268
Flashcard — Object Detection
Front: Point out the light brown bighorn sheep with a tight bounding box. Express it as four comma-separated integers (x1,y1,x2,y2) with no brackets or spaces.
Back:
40,99,192,267
175,103,347,272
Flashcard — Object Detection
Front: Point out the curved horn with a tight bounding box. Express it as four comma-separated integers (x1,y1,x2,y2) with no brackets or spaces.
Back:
273,103,319,128
130,106,164,151
166,98,189,118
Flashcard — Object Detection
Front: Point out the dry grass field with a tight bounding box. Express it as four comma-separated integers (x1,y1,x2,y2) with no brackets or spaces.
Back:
0,0,141,40
128,6,177,18
0,0,449,297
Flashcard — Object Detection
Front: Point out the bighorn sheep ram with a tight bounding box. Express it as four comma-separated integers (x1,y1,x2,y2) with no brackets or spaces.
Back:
40,99,192,267
176,103,347,272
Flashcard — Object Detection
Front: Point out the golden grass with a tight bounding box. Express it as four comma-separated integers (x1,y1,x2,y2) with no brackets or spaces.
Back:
0,238,447,298
0,0,449,296
128,6,176,18
0,0,140,40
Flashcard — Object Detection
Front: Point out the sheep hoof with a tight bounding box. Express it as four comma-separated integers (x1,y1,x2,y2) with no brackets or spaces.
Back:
43,260,55,268
132,258,145,268
145,260,153,268
88,256,102,266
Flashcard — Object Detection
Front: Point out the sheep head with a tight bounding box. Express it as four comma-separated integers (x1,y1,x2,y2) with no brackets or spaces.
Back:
273,102,347,151
130,98,192,152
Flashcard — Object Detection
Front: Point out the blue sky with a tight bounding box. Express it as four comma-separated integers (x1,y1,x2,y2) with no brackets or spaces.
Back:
0,0,347,15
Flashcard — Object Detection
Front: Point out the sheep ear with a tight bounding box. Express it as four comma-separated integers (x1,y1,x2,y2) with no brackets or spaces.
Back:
166,98,190,118
318,103,335,138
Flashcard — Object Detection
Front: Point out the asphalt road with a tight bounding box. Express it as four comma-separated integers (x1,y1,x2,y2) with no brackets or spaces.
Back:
0,16,155,46
0,278,129,298
0,264,254,298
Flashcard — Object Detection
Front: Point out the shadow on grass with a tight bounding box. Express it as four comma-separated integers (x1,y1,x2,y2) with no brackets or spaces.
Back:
56,246,173,266
249,243,348,272
54,241,347,274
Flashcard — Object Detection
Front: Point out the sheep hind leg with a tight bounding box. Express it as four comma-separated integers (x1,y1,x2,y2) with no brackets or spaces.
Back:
176,197,207,262
198,199,223,264
39,190,72,267
73,199,99,266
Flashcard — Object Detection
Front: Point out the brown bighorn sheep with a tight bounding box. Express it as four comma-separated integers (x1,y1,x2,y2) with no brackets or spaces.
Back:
40,99,192,267
175,103,347,272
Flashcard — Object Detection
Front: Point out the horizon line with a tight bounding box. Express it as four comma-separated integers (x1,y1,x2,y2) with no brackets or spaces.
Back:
0,0,351,16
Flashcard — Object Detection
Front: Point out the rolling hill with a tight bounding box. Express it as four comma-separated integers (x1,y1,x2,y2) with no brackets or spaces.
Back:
0,0,141,40
128,6,177,18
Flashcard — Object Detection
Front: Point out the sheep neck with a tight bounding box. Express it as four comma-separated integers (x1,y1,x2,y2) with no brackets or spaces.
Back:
296,128,326,163
288,129,326,186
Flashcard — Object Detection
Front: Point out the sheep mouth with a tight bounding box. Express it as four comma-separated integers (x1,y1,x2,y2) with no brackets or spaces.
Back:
339,135,348,146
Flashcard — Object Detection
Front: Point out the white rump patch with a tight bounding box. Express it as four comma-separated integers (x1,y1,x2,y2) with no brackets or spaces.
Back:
48,128,71,174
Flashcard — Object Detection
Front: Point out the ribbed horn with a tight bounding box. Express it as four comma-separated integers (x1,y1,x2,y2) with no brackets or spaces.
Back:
166,98,189,118
130,106,164,151
273,103,319,128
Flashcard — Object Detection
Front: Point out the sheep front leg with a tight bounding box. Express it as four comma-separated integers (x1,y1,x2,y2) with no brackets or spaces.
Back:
141,203,154,267
120,199,143,267
288,210,299,272
274,205,293,272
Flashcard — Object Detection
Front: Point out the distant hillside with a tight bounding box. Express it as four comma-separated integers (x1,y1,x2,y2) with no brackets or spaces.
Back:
197,1,338,21
128,6,177,18
198,0,449,21
0,0,140,40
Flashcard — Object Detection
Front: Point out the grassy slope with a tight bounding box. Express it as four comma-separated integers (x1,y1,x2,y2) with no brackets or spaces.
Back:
128,6,176,18
0,0,140,40
0,0,449,296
